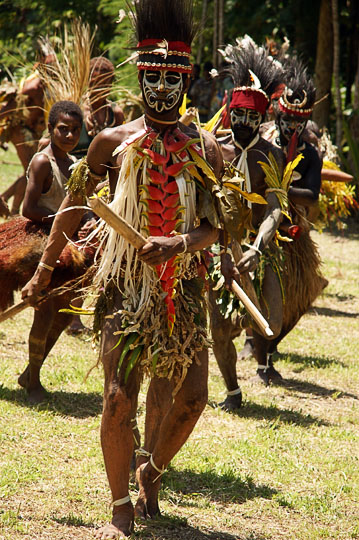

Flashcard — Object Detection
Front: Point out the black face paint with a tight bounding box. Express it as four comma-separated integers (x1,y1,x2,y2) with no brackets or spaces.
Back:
142,70,184,114
230,108,262,145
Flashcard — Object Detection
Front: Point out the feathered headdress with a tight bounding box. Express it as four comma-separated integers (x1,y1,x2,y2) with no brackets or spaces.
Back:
130,0,196,74
224,35,284,115
278,56,315,118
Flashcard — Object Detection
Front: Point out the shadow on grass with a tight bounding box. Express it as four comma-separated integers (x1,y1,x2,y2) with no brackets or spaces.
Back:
321,292,357,303
208,398,328,427
277,351,346,369
0,384,102,418
163,467,277,506
52,512,268,540
308,306,358,318
135,513,269,539
275,377,358,401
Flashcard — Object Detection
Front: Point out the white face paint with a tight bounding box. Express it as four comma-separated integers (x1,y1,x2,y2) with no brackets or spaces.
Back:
230,107,262,145
278,114,307,142
230,108,262,131
142,70,184,114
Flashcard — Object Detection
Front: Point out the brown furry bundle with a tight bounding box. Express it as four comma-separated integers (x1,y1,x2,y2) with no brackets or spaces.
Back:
0,216,94,312
281,230,327,335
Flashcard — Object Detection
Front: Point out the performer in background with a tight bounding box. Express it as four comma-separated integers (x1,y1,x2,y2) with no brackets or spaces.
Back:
209,37,286,410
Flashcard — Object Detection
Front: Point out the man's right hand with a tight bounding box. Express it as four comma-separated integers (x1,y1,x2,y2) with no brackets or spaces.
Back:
220,252,241,289
21,267,52,306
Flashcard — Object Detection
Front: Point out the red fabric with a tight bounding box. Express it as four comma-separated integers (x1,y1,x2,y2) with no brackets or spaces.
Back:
230,88,269,115
286,132,298,164
137,39,191,53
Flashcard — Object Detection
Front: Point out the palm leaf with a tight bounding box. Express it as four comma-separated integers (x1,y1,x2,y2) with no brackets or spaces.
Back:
124,345,143,383
117,332,139,376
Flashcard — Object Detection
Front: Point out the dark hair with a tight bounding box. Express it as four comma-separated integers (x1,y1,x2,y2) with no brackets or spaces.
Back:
131,0,197,45
48,101,83,127
90,56,115,76
228,38,284,97
281,56,316,109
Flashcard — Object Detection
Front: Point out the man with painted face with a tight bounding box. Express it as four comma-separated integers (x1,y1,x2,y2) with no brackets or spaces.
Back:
208,38,287,410
21,0,223,537
238,56,327,387
275,58,322,213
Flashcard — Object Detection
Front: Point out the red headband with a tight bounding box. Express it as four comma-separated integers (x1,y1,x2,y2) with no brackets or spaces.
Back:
230,88,269,116
137,39,192,73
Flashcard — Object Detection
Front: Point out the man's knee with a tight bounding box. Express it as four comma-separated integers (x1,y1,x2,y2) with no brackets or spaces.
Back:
265,319,282,340
103,381,132,420
176,385,208,422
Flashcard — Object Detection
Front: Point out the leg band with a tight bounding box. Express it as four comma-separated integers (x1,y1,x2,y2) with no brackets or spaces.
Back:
111,495,131,507
150,455,167,483
135,448,151,458
227,387,242,396
131,418,140,446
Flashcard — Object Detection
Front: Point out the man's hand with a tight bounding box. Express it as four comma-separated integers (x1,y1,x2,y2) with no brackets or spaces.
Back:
21,267,52,306
78,218,97,240
221,252,241,289
138,235,184,267
237,249,259,273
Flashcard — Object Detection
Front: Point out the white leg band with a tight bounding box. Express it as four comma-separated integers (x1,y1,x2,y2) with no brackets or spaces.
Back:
150,454,167,483
226,387,242,396
258,353,272,372
135,447,151,458
112,495,131,507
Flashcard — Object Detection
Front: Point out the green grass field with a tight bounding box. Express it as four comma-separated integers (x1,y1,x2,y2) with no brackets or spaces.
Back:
0,146,358,540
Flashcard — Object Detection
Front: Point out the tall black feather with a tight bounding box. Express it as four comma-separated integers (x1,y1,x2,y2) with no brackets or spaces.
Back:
130,0,197,46
227,39,284,98
281,56,316,109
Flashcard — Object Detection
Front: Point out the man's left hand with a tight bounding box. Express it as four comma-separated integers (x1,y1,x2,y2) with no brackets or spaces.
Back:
237,249,260,273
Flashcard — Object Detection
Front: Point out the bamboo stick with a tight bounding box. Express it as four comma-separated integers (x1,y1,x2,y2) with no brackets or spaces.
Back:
231,281,273,337
89,197,146,249
231,240,261,310
0,299,30,324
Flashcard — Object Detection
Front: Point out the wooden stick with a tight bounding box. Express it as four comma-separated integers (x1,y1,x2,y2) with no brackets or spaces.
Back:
231,240,261,310
321,168,354,183
231,239,273,337
0,299,30,324
89,197,146,249
231,280,273,337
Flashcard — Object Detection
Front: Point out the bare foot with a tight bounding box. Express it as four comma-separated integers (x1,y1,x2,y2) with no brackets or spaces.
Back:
18,366,30,389
237,339,254,361
219,391,242,412
18,367,47,403
66,316,89,336
95,504,134,539
134,462,161,520
254,365,283,386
